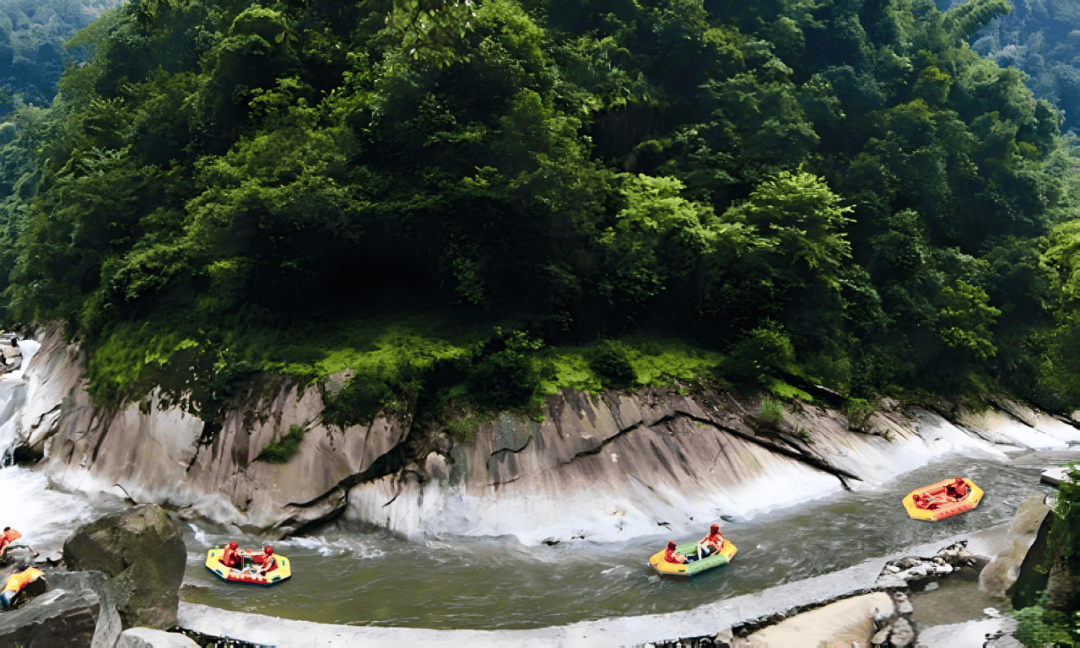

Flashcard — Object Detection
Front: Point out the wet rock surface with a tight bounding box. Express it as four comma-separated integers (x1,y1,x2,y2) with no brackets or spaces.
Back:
0,569,121,648
63,504,186,630
877,541,980,590
117,627,201,648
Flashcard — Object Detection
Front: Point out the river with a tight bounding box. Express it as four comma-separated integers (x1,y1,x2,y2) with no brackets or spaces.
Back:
177,454,1058,630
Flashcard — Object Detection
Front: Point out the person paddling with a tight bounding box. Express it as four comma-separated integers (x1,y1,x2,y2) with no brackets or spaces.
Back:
0,527,35,559
946,477,969,501
254,546,276,576
220,541,242,570
697,524,725,560
663,540,687,564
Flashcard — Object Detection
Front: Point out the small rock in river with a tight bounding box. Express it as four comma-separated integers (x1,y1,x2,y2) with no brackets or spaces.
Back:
871,626,891,646
889,617,915,646
922,581,939,592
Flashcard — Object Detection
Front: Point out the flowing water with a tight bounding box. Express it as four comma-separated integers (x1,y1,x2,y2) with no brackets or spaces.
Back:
178,455,1058,630
0,340,127,552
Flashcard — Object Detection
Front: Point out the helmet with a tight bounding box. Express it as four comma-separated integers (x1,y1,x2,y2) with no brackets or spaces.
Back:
228,541,237,549
264,546,273,555
667,541,676,550
711,524,719,532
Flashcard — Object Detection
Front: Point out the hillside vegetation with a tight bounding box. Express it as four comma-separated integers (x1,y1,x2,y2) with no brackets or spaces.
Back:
0,0,1079,425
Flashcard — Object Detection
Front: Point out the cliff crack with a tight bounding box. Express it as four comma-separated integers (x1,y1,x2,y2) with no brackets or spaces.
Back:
489,435,533,459
560,409,861,486
566,414,680,463
673,409,862,484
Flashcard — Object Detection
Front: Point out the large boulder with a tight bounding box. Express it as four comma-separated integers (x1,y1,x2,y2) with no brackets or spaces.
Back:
739,592,894,647
63,505,185,630
980,495,1051,598
116,627,200,648
0,570,121,648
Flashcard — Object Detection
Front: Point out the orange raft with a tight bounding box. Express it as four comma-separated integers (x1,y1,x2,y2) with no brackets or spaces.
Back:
903,478,983,521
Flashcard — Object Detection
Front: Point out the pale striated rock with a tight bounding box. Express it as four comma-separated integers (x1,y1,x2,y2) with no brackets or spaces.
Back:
741,592,894,648
27,324,410,536
980,495,1051,598
12,324,1050,547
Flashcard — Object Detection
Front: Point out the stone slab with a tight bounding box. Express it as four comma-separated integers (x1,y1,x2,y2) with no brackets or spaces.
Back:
117,627,201,648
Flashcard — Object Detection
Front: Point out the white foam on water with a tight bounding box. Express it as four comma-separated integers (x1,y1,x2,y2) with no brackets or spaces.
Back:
0,465,95,550
2,339,39,383
186,522,209,546
278,533,387,560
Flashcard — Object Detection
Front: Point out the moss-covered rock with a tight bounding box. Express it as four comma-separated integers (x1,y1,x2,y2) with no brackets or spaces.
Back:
62,504,185,630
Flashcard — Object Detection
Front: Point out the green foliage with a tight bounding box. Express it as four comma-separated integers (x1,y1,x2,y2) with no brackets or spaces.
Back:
460,328,546,411
256,424,308,463
934,279,1002,358
1013,604,1078,648
0,0,1076,419
758,396,784,421
321,361,421,430
725,170,854,291
588,339,636,386
843,397,876,432
444,410,494,445
1044,462,1080,612
723,320,796,383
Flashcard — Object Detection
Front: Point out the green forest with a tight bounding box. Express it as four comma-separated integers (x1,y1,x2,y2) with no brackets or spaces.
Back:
1,0,1080,639
2,0,1079,415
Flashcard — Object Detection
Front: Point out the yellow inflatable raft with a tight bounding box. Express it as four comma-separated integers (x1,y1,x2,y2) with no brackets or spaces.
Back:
205,548,292,586
649,539,738,577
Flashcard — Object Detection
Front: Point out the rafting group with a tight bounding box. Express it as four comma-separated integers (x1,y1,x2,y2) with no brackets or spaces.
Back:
204,541,292,586
650,475,983,577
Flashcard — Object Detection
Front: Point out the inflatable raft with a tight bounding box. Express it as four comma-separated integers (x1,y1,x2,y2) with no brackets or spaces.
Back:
205,548,292,586
903,478,983,521
649,539,738,577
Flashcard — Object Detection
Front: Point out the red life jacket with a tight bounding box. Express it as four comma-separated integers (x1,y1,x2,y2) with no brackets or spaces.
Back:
664,548,682,564
255,554,276,572
706,531,723,544
0,529,21,550
221,548,240,568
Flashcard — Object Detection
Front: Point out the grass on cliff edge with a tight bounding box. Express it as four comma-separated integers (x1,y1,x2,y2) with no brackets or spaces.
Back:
84,310,729,417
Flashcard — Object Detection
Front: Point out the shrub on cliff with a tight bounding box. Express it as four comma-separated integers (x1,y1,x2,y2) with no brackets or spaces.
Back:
588,339,637,387
720,320,796,384
256,424,308,463
460,328,546,411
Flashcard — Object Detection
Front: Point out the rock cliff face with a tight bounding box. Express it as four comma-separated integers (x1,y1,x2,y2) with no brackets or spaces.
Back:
24,325,409,537
11,325,1080,545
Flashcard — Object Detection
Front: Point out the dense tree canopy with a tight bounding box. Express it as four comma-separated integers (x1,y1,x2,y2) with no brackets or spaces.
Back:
0,0,1079,420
